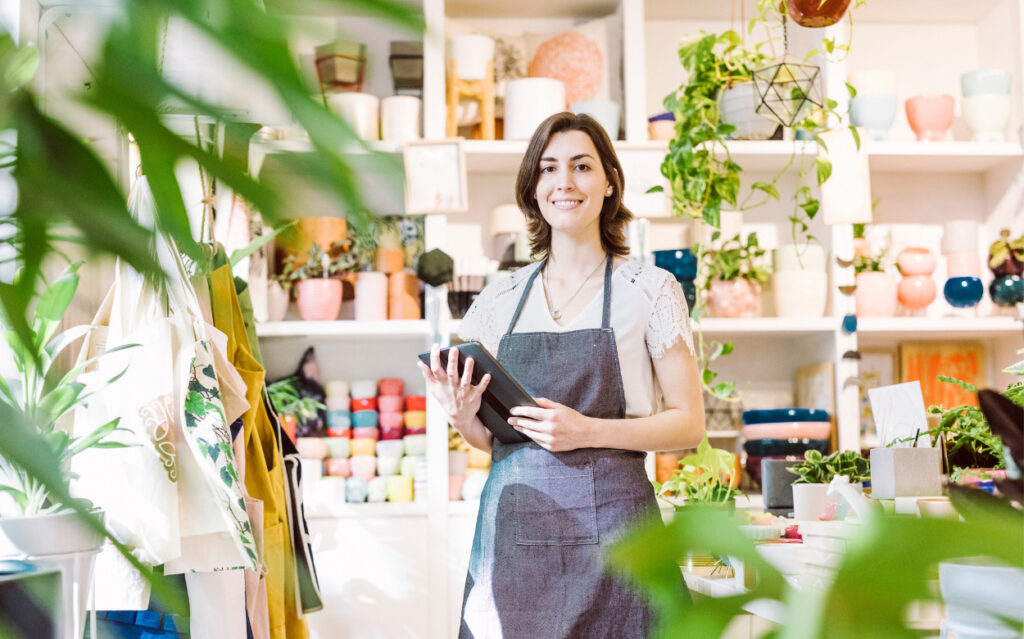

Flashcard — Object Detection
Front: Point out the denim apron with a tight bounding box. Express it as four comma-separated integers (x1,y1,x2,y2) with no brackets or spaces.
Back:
460,256,658,639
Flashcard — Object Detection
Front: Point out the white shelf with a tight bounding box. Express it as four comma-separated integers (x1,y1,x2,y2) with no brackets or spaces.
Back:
707,430,741,438
256,319,432,338
305,500,429,519
645,0,1004,24
695,317,837,337
864,141,1024,174
856,316,1024,340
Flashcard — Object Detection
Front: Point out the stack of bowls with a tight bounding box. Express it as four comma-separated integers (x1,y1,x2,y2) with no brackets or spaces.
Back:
742,408,831,483
961,69,1012,142
848,70,898,141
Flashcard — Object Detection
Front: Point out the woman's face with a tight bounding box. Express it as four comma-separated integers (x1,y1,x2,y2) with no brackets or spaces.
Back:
534,130,612,240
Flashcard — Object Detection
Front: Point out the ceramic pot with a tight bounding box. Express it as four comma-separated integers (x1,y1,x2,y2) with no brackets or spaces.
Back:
990,274,1024,306
761,459,800,508
854,271,898,317
944,276,984,308
647,113,675,140
0,509,105,557
774,270,828,318
897,247,936,276
707,279,762,318
449,34,495,81
267,280,290,322
719,83,779,140
905,94,955,142
898,275,937,311
774,243,827,273
504,78,565,140
571,100,621,140
354,271,388,321
380,95,422,143
960,69,1012,97
945,251,981,278
296,279,342,321
850,94,898,141
791,482,831,521
942,220,980,255
963,94,1011,142
787,0,852,27
326,91,380,141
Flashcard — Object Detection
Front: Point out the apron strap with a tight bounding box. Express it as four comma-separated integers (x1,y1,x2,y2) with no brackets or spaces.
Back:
504,261,546,336
601,254,613,329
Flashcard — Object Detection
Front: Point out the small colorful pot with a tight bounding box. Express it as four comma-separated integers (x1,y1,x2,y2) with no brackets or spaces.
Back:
707,279,762,318
855,271,898,317
296,279,342,321
905,94,955,142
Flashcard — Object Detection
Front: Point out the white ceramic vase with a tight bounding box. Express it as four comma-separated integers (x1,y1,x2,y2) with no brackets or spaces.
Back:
791,483,831,521
773,270,828,318
504,78,565,140
962,94,1011,143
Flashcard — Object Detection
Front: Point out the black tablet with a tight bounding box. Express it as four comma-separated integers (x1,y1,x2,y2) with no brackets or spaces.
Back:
418,342,534,444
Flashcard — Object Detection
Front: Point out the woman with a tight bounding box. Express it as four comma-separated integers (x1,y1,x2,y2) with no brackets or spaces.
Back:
417,112,705,638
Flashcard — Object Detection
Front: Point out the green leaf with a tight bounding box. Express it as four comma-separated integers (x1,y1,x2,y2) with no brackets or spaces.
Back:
848,125,862,150
645,185,665,194
815,157,832,185
229,221,293,267
751,181,780,200
67,419,122,457
938,375,978,393
846,82,858,99
2,41,39,90
37,382,87,424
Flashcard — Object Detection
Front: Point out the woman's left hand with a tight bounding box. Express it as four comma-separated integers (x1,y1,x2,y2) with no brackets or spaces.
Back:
508,398,594,452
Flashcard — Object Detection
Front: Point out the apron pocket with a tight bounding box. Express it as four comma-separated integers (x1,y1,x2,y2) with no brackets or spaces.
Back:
514,466,598,546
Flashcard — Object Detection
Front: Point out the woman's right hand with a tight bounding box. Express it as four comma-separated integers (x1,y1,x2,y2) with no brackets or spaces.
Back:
417,343,491,431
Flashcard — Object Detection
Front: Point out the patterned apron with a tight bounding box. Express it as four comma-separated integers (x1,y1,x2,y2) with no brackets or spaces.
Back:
460,256,659,639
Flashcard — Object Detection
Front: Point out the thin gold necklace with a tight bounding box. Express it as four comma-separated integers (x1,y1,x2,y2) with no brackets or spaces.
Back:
543,254,606,321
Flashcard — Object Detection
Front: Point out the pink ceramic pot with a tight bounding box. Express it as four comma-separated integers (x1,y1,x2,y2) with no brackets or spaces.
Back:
707,279,762,318
905,94,955,142
945,251,981,278
898,275,937,310
896,247,936,276
296,279,343,321
855,271,898,317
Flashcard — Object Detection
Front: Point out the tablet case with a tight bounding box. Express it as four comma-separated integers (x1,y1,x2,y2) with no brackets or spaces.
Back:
418,342,534,444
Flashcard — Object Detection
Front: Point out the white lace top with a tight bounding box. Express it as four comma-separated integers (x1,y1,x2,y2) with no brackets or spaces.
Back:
458,260,694,419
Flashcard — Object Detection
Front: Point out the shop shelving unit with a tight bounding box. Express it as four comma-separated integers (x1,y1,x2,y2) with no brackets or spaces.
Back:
20,0,1024,636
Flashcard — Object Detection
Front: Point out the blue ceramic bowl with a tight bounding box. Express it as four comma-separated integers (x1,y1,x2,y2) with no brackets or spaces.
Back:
653,249,698,280
742,408,831,425
742,438,829,457
327,410,352,430
850,94,898,141
943,276,984,308
990,274,1024,306
961,69,1012,97
351,409,379,428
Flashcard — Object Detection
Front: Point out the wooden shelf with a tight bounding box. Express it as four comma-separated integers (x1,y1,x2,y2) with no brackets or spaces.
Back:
256,319,432,338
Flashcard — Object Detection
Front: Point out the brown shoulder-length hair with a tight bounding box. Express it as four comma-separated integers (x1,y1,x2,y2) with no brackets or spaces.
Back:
515,112,633,261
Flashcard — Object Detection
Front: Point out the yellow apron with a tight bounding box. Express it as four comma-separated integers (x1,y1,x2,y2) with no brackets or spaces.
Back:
211,265,308,639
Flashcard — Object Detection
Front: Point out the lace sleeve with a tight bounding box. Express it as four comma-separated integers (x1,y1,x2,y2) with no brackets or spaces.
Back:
646,270,695,359
456,282,503,355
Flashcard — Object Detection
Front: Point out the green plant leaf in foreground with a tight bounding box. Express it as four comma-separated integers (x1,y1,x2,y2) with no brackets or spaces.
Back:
609,502,1023,639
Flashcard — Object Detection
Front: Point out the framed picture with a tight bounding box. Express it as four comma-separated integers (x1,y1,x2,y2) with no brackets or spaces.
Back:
403,138,469,214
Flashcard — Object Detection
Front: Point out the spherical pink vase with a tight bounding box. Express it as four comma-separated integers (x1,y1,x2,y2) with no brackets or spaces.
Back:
905,94,955,141
896,247,937,311
707,279,762,318
296,279,343,321
855,271,898,317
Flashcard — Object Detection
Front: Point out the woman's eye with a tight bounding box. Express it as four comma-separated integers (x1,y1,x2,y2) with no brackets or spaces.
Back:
575,163,591,172
540,165,556,173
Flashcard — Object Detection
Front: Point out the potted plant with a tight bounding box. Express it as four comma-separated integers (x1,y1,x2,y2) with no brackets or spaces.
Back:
283,242,347,321
268,376,325,443
853,241,896,317
787,449,870,521
701,232,770,318
987,229,1024,307
655,434,741,510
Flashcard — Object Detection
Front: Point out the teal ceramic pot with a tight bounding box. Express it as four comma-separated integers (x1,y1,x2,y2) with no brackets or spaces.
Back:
989,275,1024,306
943,276,984,308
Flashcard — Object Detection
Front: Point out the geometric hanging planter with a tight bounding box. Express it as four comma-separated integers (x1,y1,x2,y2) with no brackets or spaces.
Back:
752,57,823,127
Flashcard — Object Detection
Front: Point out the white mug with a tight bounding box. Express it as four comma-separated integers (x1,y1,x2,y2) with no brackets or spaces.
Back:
326,91,379,141
380,95,422,143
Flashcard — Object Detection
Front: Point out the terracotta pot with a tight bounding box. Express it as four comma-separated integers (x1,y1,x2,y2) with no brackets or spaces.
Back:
854,271,898,317
707,279,762,318
388,271,421,320
296,279,343,321
377,247,405,274
787,0,852,27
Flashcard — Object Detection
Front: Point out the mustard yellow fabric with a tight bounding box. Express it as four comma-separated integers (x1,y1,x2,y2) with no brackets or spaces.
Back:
211,265,308,639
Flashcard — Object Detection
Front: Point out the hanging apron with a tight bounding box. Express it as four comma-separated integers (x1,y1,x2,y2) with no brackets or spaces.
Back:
460,256,658,639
